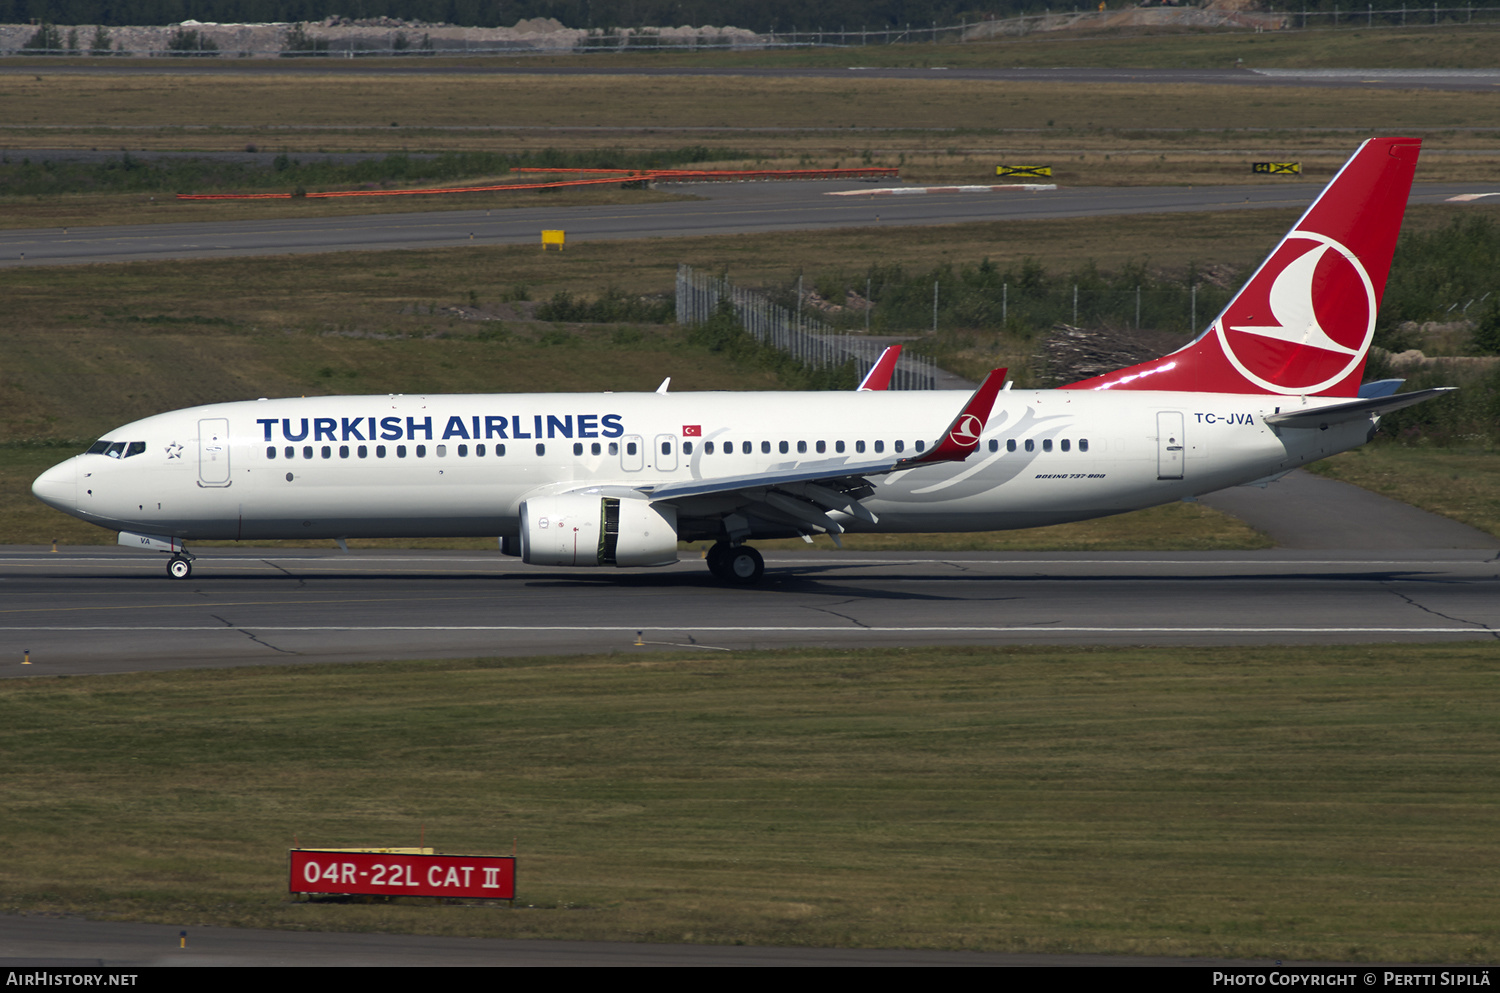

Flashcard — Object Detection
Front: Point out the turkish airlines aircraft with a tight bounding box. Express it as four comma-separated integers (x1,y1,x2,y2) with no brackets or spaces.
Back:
33,137,1450,583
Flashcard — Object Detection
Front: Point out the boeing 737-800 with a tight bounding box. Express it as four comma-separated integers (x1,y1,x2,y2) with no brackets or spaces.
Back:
32,137,1450,583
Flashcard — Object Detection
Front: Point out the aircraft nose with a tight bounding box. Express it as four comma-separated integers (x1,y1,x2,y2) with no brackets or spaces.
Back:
32,457,78,513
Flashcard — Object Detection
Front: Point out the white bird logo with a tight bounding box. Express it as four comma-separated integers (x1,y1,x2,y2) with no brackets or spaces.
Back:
1228,242,1361,356
949,414,983,445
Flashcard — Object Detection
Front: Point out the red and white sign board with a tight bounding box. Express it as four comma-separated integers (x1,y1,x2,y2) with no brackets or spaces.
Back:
289,850,515,900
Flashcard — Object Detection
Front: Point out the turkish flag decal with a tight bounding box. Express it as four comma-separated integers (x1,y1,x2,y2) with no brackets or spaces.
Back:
682,425,702,437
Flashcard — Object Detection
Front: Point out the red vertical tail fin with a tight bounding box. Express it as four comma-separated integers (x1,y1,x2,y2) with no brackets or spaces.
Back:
1062,137,1420,397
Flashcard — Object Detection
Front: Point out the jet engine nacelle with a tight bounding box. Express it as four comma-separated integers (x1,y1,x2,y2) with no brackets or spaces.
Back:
519,492,679,568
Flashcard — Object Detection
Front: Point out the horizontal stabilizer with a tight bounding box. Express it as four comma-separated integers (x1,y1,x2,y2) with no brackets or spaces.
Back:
1263,388,1454,428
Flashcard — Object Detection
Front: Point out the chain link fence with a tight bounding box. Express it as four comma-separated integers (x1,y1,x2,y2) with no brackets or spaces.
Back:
677,264,939,390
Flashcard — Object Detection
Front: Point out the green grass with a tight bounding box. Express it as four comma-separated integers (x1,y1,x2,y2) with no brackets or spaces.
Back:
3,645,1499,960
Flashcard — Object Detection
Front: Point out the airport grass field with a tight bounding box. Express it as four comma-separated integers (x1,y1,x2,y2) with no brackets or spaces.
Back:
3,644,1498,961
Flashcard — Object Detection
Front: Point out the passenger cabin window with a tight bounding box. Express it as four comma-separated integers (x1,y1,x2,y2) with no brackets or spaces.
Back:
1024,440,1034,452
742,441,752,455
535,443,545,456
856,441,865,454
573,443,584,456
797,441,807,454
1042,439,1053,453
874,440,884,454
761,441,771,454
1007,439,1017,452
779,441,789,454
989,440,999,453
705,441,715,455
894,440,905,454
1080,439,1090,452
1061,439,1070,452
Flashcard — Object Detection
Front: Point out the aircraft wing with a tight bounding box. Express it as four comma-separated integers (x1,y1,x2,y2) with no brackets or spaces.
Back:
856,345,903,390
641,369,1007,534
1263,388,1455,428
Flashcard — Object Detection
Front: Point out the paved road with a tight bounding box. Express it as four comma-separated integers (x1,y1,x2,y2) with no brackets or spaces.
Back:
6,64,1500,92
1,180,1490,269
3,547,1496,677
0,912,1301,967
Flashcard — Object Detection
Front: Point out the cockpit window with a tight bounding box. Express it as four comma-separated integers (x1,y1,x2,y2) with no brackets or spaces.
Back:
89,439,147,458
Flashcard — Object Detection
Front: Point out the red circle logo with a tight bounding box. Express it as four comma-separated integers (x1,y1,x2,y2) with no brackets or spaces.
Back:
1217,233,1374,394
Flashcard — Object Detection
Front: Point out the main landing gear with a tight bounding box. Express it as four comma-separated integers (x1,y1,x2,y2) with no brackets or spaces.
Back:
166,553,194,580
706,542,764,584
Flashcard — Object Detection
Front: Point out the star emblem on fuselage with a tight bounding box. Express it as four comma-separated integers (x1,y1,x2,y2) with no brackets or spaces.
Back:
166,442,183,459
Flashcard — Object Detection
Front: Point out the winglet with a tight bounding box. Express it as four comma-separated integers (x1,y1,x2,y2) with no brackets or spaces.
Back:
857,345,903,391
900,368,1007,466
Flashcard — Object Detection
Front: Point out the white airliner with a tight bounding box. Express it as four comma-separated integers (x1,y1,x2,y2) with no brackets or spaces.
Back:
33,137,1450,583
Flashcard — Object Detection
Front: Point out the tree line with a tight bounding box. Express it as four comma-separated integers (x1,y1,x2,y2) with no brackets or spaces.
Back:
3,1,1453,33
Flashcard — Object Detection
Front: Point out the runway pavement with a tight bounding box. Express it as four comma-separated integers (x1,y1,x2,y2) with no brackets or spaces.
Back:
1,180,1491,269
3,547,1496,677
0,912,1291,967
5,64,1499,92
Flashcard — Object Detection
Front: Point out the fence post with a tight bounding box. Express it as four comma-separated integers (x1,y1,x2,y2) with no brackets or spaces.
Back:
1073,283,1078,325
1191,283,1197,331
933,280,939,333
1136,285,1141,330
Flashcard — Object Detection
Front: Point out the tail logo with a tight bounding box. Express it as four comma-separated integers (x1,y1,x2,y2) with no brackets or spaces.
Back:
1217,231,1376,395
948,414,984,446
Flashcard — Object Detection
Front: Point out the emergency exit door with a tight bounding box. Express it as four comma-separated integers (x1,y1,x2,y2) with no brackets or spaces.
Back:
1157,411,1184,480
198,418,232,487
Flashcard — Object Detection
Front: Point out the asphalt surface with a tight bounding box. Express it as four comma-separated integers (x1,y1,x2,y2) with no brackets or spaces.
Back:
1199,469,1500,550
0,913,1297,967
1,180,1492,269
3,547,1497,676
5,64,1499,92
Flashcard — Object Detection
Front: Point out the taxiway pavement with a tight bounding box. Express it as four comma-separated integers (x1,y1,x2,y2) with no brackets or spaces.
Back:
1,180,1490,269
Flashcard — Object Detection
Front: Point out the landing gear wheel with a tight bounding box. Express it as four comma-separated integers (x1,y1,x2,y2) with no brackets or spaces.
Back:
706,542,732,580
167,555,193,580
725,545,764,584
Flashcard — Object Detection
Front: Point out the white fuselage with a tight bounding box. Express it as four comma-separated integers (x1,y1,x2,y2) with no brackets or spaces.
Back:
33,388,1371,543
